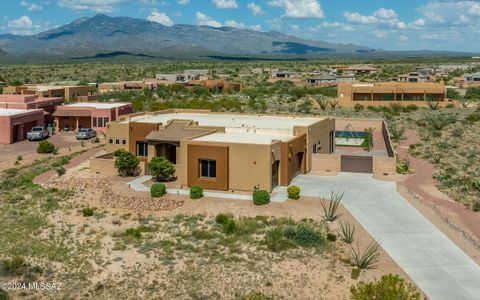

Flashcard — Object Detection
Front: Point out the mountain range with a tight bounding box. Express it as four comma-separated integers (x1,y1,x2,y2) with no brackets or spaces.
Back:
0,14,475,62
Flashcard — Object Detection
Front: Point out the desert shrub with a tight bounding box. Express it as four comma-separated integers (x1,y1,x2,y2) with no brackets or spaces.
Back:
0,290,9,300
190,185,203,199
465,112,480,123
37,141,55,153
1,256,27,276
264,227,296,252
473,201,480,212
113,149,140,177
125,228,142,239
354,103,364,111
149,156,175,182
367,105,382,112
82,208,95,217
215,213,230,225
402,104,418,112
327,232,337,242
348,240,381,270
451,127,463,137
293,226,325,247
350,274,421,300
315,95,329,111
223,219,236,234
55,166,66,176
281,225,297,239
253,189,270,205
423,112,457,130
351,268,361,280
92,137,100,143
287,185,300,199
320,191,343,222
445,103,455,108
150,183,166,197
388,122,405,142
339,221,355,244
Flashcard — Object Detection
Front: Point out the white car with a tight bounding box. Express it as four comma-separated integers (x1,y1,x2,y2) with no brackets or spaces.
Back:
75,128,97,140
27,127,49,141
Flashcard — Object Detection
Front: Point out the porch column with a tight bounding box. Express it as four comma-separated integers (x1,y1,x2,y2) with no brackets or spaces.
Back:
55,117,60,133
75,117,79,131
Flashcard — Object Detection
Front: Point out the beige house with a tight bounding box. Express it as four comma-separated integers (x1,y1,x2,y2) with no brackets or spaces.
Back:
103,110,335,192
337,82,454,107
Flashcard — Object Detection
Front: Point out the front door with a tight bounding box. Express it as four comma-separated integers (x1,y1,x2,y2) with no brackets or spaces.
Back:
272,161,280,189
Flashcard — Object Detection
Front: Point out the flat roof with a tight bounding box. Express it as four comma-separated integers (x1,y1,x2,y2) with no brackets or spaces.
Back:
65,102,130,109
127,113,320,134
193,131,293,145
0,108,33,116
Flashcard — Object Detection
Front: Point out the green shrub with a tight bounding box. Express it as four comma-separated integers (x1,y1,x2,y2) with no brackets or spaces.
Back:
37,141,55,154
55,166,66,176
150,183,167,197
351,274,421,300
321,191,343,222
287,186,300,199
1,256,27,276
293,226,325,247
351,268,361,280
354,103,364,111
113,149,140,177
264,227,296,252
253,189,270,205
473,201,480,212
282,225,297,239
327,232,337,242
125,228,142,239
149,156,176,182
348,240,381,270
82,207,95,217
190,185,203,199
215,213,230,225
223,219,236,234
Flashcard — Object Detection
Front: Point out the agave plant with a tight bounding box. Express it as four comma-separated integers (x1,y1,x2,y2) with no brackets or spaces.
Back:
347,240,381,270
339,220,355,244
320,191,343,222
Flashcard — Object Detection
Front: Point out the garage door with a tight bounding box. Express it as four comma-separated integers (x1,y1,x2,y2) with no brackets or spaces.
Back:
341,155,373,173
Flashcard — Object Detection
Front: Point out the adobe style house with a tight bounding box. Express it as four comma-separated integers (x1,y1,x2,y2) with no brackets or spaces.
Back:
103,110,335,192
3,85,96,102
454,72,480,88
337,82,453,107
397,72,432,83
331,65,379,75
186,80,242,93
305,75,356,86
0,94,63,124
53,102,132,133
0,108,44,144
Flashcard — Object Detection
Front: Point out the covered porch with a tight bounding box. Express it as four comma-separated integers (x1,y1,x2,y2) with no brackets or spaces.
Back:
53,109,91,132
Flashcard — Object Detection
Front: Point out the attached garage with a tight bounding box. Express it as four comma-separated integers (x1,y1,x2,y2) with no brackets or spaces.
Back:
341,155,373,173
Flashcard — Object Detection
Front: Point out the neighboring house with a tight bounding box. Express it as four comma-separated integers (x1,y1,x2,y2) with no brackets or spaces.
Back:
331,65,379,75
52,102,132,133
156,70,211,83
272,71,297,78
0,108,44,144
97,81,156,93
0,94,63,124
305,75,356,86
104,110,335,192
3,85,96,102
186,80,242,93
397,72,432,83
454,72,480,88
337,82,452,107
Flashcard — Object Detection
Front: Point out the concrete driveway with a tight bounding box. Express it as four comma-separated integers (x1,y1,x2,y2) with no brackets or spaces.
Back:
277,173,480,300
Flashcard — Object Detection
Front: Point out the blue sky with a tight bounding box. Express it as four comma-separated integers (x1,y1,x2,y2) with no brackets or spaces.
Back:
1,0,480,52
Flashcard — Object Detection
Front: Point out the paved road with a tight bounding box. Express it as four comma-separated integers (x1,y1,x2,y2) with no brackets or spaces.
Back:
276,173,480,300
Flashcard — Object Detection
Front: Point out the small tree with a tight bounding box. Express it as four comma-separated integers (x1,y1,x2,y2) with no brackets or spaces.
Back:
113,149,140,177
149,156,175,182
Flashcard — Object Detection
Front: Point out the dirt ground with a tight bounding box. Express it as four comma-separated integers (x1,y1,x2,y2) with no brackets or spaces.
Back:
30,160,410,299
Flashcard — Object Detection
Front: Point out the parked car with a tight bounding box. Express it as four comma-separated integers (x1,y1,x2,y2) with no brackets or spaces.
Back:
75,128,97,140
27,126,49,141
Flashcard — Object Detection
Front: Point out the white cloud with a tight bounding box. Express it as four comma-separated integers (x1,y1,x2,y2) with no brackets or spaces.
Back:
247,2,263,16
343,12,377,24
267,0,324,18
196,12,222,27
212,0,238,9
7,15,47,35
20,1,43,12
147,9,173,26
57,0,127,13
343,8,424,30
374,8,397,19
177,0,190,4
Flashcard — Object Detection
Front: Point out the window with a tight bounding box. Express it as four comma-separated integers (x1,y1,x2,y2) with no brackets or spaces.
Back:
122,139,127,145
199,159,216,178
92,117,97,127
115,139,120,145
104,118,109,127
109,139,114,144
137,142,148,157
98,117,103,128
312,143,317,154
